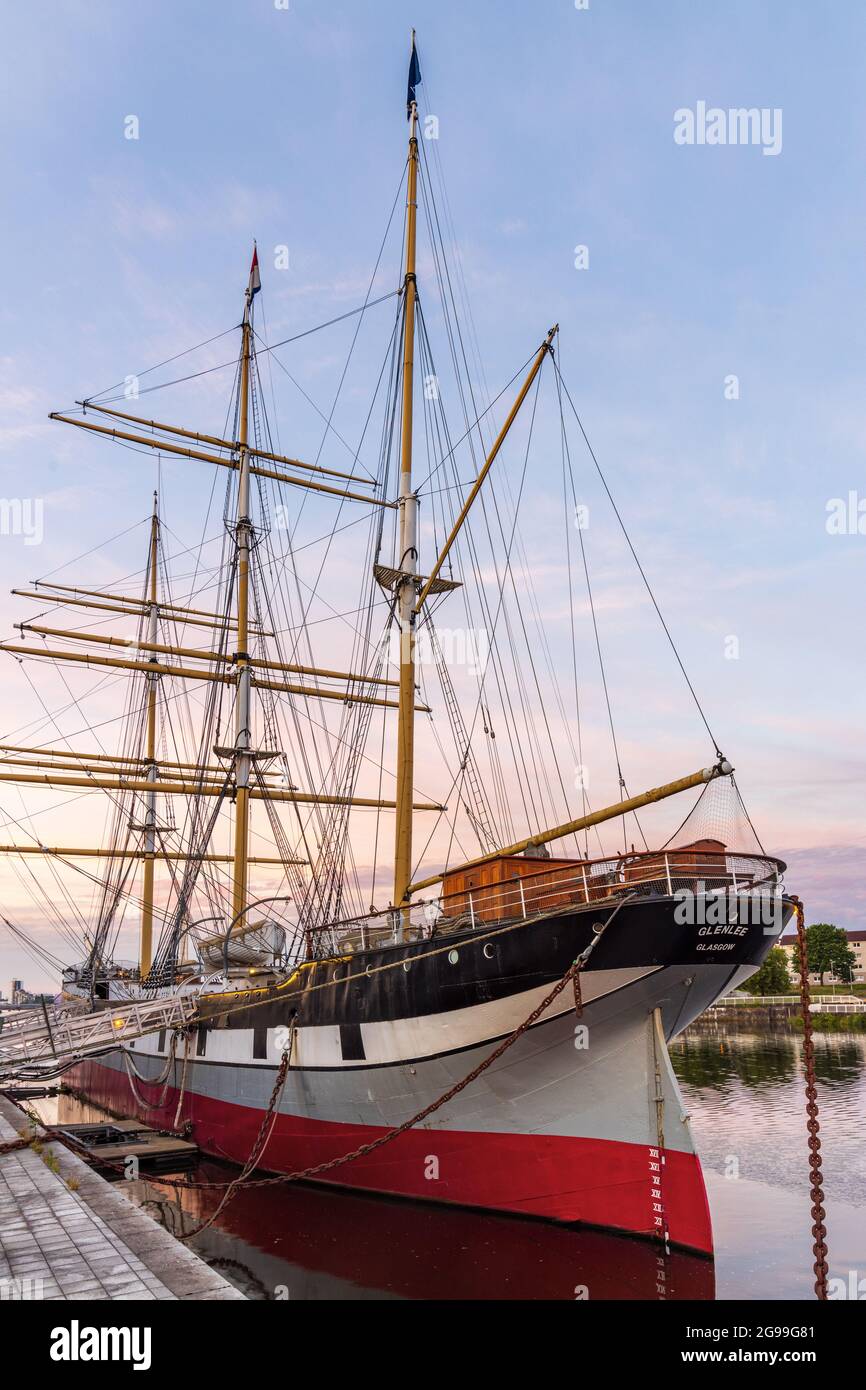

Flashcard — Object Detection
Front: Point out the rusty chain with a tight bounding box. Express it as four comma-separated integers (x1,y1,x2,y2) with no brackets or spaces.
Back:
792,898,829,1300
42,953,588,1225
572,965,583,1018
177,1033,295,1239
32,900,632,1233
173,956,586,1225
4,895,835,1294
0,1137,31,1155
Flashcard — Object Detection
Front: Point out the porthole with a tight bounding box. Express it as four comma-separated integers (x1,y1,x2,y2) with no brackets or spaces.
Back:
448,949,459,965
403,961,411,973
333,968,342,982
482,943,495,960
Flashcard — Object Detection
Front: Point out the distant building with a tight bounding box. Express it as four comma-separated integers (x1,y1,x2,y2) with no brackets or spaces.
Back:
778,929,866,984
2,978,41,1006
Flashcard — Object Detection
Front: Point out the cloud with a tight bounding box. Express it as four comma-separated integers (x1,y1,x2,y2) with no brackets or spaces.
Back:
109,193,179,241
778,844,866,931
0,385,39,412
0,423,52,453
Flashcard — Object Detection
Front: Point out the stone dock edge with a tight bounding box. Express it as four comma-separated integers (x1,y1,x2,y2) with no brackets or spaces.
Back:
0,1092,245,1301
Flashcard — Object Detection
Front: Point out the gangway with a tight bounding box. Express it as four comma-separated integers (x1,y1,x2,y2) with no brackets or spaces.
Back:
0,993,199,1081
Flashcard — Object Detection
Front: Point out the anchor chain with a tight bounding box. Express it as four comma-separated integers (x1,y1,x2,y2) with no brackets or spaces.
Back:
0,1137,30,1155
38,903,627,1236
571,895,634,1018
49,953,589,1218
792,897,829,1300
178,1021,296,1239
572,963,583,1017
172,962,584,1235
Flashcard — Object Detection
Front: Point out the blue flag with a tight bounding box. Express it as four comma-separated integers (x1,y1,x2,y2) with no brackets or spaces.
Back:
407,39,421,117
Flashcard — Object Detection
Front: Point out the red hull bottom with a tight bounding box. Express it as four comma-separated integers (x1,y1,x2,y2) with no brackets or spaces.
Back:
68,1058,713,1255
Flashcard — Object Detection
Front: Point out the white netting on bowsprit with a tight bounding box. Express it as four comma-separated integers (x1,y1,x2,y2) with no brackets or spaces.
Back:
662,774,766,857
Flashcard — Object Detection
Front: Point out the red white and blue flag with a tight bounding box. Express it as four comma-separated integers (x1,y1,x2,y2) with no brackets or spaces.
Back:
248,245,261,299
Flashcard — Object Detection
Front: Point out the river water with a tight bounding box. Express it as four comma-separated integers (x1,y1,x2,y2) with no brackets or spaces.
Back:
670,1029,866,1301
31,1031,866,1301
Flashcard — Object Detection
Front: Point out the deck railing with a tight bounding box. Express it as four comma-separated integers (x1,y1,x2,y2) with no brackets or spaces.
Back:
316,849,786,954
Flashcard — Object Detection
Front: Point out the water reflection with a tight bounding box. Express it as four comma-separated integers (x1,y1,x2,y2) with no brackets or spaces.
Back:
139,1158,714,1301
672,1031,866,1091
671,1032,866,1212
37,1091,711,1301
672,1034,797,1089
29,1033,864,1300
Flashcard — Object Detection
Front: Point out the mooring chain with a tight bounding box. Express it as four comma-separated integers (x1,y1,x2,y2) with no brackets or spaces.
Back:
572,962,583,1017
571,895,635,1019
793,899,829,1300
170,905,629,1208
32,902,624,1236
0,1137,30,1156
178,1024,296,1239
45,951,590,1216
170,958,586,1234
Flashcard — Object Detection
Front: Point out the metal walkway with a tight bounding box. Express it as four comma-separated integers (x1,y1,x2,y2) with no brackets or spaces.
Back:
0,994,198,1080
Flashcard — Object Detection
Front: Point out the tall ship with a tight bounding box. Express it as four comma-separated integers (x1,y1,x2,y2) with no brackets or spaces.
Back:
0,37,792,1256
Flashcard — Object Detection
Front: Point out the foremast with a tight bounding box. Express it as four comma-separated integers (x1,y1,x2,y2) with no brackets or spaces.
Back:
139,492,160,977
393,41,421,914
230,249,259,926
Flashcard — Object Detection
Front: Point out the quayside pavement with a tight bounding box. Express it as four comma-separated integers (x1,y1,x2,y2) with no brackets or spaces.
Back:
0,1093,244,1301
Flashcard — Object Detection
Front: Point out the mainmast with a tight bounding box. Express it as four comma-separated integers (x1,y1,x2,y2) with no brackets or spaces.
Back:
393,33,422,911
230,247,260,925
139,492,160,977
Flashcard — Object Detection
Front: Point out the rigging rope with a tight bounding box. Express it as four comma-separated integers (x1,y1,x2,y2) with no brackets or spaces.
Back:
80,293,401,407
553,359,724,761
49,915,618,1222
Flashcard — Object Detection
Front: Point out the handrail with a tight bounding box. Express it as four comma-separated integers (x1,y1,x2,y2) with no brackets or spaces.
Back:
712,993,864,1008
0,993,198,1077
314,849,786,946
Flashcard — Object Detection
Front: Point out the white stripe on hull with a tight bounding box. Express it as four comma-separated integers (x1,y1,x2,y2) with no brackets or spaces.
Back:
114,962,729,1154
137,964,659,1069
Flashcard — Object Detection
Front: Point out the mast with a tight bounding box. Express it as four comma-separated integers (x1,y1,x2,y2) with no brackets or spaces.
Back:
231,247,259,925
139,492,160,978
393,33,421,912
